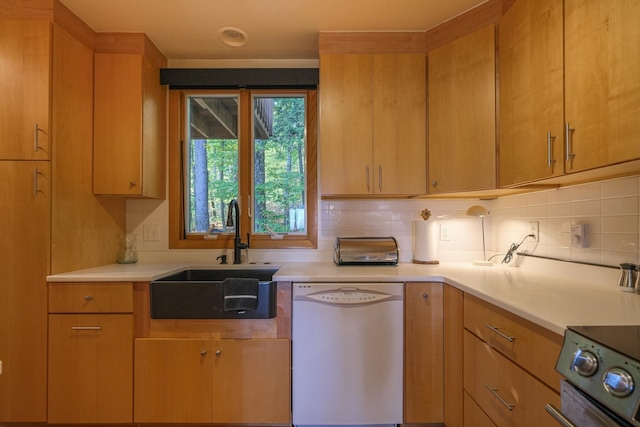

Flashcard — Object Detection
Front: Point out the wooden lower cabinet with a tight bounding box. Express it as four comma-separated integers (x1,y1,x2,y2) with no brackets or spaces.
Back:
134,337,291,424
463,330,560,427
404,282,444,423
48,314,134,423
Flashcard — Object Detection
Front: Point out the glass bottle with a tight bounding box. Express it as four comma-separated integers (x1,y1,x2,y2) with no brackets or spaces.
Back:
117,233,138,264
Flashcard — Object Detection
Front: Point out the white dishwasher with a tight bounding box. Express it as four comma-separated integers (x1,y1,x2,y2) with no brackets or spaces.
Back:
292,282,404,427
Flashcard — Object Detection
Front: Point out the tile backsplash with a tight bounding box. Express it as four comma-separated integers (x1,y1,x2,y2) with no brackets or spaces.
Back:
127,175,640,268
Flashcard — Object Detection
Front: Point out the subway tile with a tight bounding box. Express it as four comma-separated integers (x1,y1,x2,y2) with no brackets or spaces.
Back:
571,182,601,201
570,248,602,265
602,233,639,253
548,202,571,217
601,196,638,216
602,215,639,234
571,200,601,217
601,176,639,198
547,188,570,204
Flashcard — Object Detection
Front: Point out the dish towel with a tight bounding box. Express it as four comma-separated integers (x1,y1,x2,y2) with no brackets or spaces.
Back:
223,278,259,311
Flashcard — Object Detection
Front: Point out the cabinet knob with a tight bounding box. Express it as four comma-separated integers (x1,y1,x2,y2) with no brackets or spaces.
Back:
129,181,137,188
215,350,222,356
422,293,429,299
431,181,438,187
200,350,207,356
84,295,94,301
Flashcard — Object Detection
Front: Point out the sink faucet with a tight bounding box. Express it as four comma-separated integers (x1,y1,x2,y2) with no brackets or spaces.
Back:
226,199,249,264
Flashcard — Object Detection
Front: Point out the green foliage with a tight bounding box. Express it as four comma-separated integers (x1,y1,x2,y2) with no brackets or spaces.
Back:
187,95,307,235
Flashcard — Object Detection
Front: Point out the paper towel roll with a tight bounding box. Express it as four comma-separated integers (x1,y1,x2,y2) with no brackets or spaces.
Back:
413,220,438,264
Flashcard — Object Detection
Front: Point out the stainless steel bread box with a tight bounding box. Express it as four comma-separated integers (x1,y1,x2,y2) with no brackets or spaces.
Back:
334,236,399,266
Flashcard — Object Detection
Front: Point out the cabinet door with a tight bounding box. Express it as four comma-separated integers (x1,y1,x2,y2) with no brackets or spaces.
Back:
134,338,212,423
404,282,444,423
319,54,374,195
0,21,50,160
48,314,134,423
429,26,496,194
498,0,564,186
94,53,144,196
373,54,426,195
212,339,291,424
565,0,640,172
0,161,49,422
444,285,464,427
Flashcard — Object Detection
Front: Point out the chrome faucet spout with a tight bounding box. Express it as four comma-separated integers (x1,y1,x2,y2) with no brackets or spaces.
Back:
227,199,249,264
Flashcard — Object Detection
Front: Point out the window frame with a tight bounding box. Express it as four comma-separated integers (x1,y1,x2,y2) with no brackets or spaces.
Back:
168,88,318,250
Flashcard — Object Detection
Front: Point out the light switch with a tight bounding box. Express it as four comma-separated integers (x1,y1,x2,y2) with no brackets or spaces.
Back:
143,224,159,242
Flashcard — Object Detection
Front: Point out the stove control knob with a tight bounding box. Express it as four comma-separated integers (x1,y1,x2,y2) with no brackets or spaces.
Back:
571,349,598,377
603,367,634,397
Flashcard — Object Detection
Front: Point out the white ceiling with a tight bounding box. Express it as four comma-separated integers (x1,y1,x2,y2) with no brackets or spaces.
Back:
60,0,487,65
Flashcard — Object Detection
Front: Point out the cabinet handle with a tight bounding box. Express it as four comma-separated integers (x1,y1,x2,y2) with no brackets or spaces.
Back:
546,131,556,167
365,166,370,192
215,350,222,356
545,404,577,427
484,384,515,411
201,350,207,356
378,165,382,192
485,323,515,342
34,123,42,152
33,168,44,196
565,122,575,162
71,326,101,330
84,295,94,301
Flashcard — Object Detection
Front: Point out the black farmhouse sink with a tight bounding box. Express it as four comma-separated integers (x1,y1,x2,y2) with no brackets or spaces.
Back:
150,268,279,319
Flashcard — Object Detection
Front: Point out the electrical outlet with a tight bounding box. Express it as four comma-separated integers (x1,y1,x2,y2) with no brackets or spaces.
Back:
528,221,539,242
439,223,449,241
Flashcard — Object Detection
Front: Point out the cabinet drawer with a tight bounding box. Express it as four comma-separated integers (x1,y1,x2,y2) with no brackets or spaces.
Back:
49,282,134,313
464,391,496,427
464,330,559,427
463,294,562,391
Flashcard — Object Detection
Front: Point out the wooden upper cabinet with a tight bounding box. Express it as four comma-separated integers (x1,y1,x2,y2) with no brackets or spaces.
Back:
319,54,374,196
0,20,50,160
498,0,564,187
564,0,640,172
93,34,166,198
373,54,426,196
319,52,426,197
428,25,496,194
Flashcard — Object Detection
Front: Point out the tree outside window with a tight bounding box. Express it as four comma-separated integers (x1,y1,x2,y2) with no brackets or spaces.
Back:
169,89,317,250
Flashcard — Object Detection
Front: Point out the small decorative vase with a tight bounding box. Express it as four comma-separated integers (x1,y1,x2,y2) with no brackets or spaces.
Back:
117,233,138,264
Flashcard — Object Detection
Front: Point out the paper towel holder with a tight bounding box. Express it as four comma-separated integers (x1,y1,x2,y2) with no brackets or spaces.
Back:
412,216,439,265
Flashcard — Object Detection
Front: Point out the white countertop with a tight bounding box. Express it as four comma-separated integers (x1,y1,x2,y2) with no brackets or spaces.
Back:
47,260,640,336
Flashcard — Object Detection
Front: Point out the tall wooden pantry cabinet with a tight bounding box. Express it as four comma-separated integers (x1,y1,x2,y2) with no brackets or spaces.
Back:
0,1,127,422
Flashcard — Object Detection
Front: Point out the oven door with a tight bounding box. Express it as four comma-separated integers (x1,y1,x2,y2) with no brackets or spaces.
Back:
546,380,633,427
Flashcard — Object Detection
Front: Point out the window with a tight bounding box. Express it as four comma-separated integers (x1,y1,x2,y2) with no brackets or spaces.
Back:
168,89,317,250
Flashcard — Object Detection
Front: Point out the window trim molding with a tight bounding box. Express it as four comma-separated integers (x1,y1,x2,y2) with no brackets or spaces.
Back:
168,89,317,250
